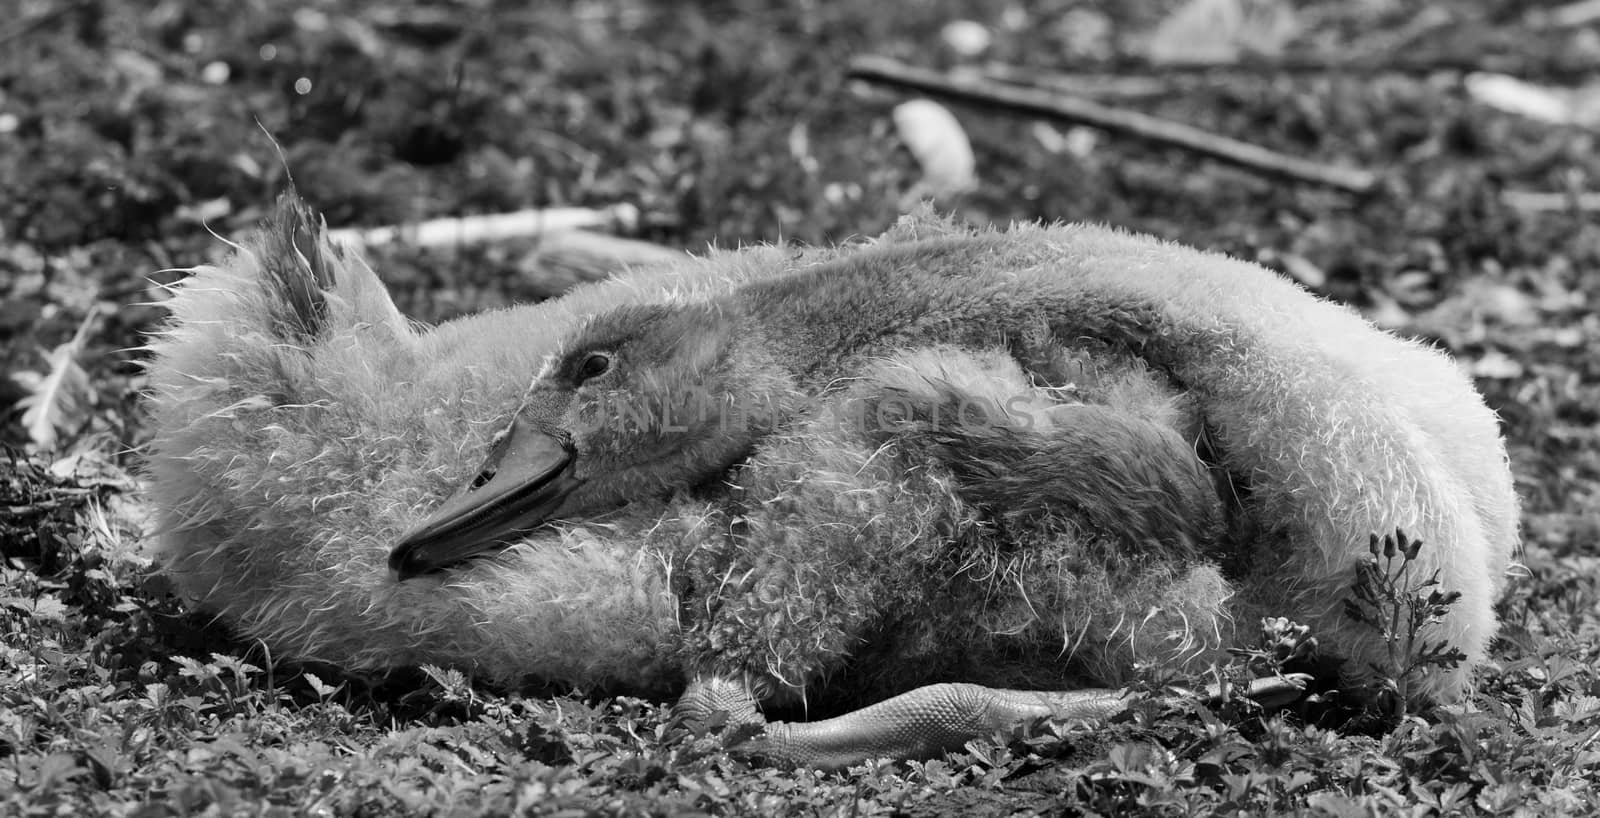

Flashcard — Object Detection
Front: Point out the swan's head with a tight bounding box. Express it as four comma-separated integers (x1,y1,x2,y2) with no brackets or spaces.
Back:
390,299,786,579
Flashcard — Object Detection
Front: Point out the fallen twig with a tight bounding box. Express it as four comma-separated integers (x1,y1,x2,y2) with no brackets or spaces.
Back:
1501,189,1600,212
969,44,1600,83
327,204,643,248
849,56,1380,195
324,204,683,297
982,65,1172,100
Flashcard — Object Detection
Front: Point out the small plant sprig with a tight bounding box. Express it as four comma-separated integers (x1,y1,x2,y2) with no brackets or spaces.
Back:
1191,617,1318,721
1230,616,1318,678
1343,528,1466,719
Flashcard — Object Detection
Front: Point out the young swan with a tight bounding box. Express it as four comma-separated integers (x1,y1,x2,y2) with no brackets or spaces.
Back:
390,219,1518,766
146,199,1516,770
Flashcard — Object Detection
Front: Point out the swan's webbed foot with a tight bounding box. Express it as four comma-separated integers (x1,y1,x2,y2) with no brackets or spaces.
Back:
673,673,1312,771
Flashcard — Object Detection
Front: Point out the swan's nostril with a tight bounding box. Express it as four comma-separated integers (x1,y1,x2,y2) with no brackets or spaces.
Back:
470,468,496,490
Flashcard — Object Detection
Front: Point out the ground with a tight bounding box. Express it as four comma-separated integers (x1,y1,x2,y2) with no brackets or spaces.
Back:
2,0,1598,815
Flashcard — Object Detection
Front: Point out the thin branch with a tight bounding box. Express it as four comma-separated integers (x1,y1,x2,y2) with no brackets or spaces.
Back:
982,65,1173,101
849,57,1380,196
326,204,643,249
1501,189,1600,212
1056,52,1600,83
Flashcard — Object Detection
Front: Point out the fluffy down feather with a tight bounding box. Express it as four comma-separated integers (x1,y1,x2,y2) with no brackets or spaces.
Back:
143,199,843,692
658,345,1233,708
143,199,1517,707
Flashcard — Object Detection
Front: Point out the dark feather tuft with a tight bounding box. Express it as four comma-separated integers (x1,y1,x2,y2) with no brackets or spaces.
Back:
258,192,338,343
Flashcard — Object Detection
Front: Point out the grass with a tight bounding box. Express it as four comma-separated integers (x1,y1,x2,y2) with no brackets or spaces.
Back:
3,0,1599,814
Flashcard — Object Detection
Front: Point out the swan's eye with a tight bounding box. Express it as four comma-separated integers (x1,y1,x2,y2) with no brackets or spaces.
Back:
575,352,612,384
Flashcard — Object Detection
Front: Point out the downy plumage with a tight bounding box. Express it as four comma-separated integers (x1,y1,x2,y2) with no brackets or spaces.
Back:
144,198,1518,767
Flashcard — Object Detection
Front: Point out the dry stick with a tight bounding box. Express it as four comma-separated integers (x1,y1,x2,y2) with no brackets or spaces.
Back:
1501,190,1600,212
326,204,643,248
326,205,685,294
1058,52,1600,83
850,57,1380,196
982,65,1173,101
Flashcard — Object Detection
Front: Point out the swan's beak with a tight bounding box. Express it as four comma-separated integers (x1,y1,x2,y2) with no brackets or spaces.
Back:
389,419,584,581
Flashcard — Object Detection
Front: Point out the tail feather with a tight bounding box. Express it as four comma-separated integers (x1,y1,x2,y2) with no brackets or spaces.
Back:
258,192,336,343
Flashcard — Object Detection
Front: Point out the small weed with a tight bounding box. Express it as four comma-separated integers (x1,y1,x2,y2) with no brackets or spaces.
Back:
1344,528,1468,719
1234,616,1319,677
